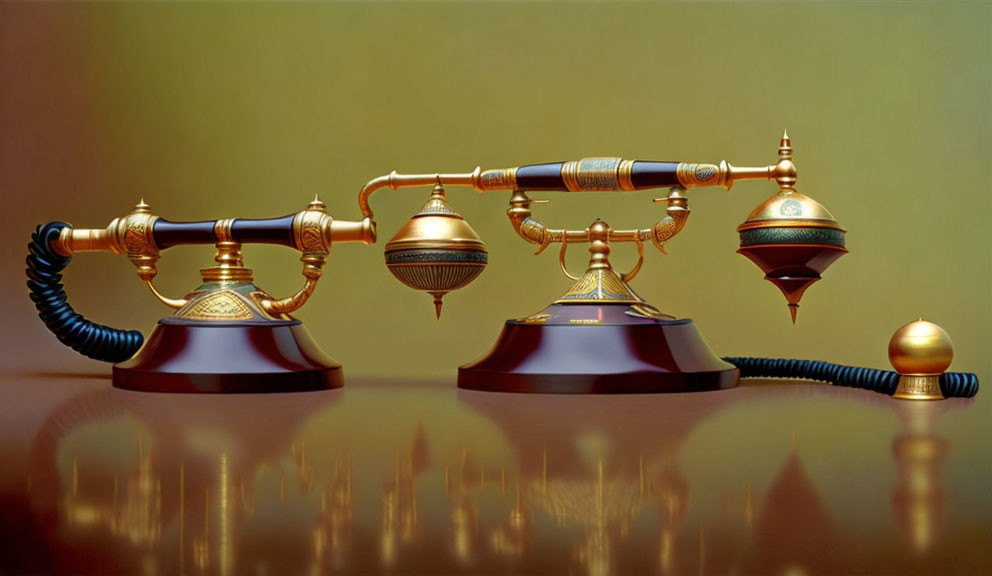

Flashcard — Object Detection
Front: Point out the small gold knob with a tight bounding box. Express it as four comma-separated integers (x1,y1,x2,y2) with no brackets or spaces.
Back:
889,319,954,400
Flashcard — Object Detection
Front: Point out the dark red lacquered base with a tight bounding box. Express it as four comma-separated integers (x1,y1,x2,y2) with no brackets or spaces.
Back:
458,304,739,394
113,319,342,393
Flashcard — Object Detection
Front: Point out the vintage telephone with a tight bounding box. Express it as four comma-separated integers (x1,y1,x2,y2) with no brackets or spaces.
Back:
26,198,375,392
26,133,978,398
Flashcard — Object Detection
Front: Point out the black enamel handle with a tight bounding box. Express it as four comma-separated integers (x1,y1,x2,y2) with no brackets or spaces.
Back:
153,215,298,249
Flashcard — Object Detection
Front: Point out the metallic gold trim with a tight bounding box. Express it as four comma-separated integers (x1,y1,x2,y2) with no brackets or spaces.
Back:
479,168,518,191
200,242,254,283
176,289,255,321
384,240,486,252
115,200,159,257
893,375,944,401
618,159,636,191
143,281,187,310
214,218,236,243
259,252,328,315
359,169,485,219
675,163,721,188
560,161,580,192
293,197,332,253
720,130,798,191
620,235,644,283
558,237,579,281
554,269,642,304
56,226,112,256
561,158,622,192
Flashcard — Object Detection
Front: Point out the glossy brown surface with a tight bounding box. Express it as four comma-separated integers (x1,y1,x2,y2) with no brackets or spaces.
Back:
459,306,738,393
114,322,343,393
0,374,988,575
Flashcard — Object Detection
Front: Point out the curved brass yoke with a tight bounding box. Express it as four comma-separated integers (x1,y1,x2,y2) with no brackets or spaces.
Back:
256,198,332,316
507,187,690,261
259,252,328,316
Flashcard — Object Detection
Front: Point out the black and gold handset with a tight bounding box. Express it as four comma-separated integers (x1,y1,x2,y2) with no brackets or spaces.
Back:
26,198,374,393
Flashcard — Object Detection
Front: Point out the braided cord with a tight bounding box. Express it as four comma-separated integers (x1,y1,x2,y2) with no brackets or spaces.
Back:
26,222,143,363
723,357,979,398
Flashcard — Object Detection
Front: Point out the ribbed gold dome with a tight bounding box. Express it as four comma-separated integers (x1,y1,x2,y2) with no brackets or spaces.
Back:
739,189,839,226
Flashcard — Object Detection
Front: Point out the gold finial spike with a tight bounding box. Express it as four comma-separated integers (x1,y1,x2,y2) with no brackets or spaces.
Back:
135,198,150,212
779,130,793,160
430,182,446,199
431,292,444,319
308,194,326,212
789,303,798,324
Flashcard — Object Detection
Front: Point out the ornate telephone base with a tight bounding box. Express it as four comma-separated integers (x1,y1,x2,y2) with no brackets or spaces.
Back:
113,319,342,393
113,246,343,393
458,303,738,394
458,219,738,393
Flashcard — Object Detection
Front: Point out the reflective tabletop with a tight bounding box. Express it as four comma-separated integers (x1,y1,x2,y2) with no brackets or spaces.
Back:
1,374,989,575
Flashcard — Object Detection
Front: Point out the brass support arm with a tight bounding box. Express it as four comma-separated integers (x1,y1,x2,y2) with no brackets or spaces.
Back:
506,188,690,256
260,252,327,316
358,168,484,219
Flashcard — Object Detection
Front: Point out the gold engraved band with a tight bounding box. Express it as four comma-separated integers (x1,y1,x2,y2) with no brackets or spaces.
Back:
292,201,330,253
675,163,721,188
479,167,518,191
561,157,623,192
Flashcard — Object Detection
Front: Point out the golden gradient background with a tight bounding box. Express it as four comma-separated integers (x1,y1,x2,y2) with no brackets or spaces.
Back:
1,1,989,382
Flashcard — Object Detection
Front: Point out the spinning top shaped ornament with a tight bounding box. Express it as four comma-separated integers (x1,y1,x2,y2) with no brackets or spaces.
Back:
737,132,847,322
384,183,488,318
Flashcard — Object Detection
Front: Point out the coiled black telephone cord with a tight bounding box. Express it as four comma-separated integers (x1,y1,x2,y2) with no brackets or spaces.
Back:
723,357,978,399
26,222,143,363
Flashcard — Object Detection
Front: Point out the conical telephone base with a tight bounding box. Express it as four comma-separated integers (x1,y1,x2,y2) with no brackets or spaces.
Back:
113,281,342,393
458,289,739,394
113,319,342,393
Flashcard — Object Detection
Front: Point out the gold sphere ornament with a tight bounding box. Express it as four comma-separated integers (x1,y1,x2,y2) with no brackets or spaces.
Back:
889,319,954,401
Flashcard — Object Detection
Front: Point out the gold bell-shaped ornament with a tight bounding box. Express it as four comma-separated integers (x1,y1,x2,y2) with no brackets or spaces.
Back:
736,131,847,323
384,183,488,318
